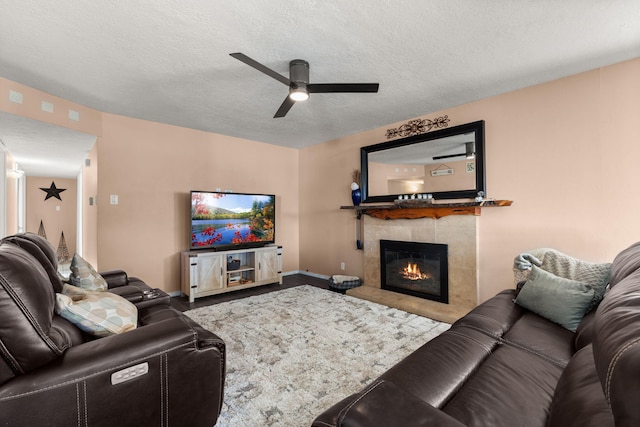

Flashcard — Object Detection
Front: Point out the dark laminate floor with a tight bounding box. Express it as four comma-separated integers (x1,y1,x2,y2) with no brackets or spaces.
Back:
171,273,330,312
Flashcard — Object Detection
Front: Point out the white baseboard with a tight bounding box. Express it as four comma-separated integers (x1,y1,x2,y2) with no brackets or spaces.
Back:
283,270,330,280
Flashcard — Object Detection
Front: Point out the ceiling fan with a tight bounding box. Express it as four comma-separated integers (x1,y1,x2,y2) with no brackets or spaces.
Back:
230,53,380,118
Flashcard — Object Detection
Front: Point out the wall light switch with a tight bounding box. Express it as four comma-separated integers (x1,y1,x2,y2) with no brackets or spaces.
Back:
110,195,119,205
69,110,80,121
56,206,61,211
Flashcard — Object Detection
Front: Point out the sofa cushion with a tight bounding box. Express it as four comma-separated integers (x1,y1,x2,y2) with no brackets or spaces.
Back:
379,325,499,409
50,315,87,346
453,290,523,336
574,310,597,350
547,345,614,427
0,242,70,385
55,284,137,337
515,266,595,331
442,342,565,427
608,241,640,288
502,311,575,366
69,253,108,291
593,268,640,425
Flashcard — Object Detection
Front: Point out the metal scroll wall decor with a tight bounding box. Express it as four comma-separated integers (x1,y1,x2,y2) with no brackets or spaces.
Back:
385,115,450,139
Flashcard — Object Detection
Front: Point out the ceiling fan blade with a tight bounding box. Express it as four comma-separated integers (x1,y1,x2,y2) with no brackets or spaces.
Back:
230,53,291,86
274,96,296,118
432,153,466,160
308,83,379,93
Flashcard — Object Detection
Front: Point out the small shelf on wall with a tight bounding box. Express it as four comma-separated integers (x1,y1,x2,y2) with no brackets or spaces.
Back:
340,199,512,220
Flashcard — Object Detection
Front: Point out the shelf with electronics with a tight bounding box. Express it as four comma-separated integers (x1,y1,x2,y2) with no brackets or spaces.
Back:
180,245,283,303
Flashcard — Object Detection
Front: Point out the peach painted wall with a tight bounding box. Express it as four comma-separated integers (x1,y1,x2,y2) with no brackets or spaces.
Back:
26,176,77,258
97,113,300,293
299,57,640,303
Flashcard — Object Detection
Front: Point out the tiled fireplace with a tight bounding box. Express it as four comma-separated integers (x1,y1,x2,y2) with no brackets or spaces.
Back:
349,214,479,323
380,239,448,303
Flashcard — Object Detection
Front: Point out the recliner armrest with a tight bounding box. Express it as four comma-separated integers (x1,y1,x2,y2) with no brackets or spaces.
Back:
100,269,129,288
0,315,224,397
315,380,465,427
0,314,225,426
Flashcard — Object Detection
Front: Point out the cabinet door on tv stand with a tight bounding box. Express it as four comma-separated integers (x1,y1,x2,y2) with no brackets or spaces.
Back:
196,253,225,294
256,249,280,283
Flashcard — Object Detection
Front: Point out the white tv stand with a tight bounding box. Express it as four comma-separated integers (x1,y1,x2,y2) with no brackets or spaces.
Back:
180,245,282,303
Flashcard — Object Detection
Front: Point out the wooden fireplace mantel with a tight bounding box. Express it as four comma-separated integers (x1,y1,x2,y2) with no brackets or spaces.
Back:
340,199,512,220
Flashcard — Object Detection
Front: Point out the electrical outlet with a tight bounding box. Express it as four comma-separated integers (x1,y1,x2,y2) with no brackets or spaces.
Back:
340,262,345,270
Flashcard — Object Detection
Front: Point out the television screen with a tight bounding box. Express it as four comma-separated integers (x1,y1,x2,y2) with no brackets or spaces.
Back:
190,191,276,250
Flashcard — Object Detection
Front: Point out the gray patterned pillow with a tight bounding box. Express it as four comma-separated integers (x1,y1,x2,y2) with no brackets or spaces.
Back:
55,284,137,337
69,253,108,291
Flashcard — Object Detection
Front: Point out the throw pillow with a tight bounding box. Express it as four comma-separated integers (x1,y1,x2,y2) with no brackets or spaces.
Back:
515,266,594,332
55,284,138,337
512,248,611,307
69,253,108,291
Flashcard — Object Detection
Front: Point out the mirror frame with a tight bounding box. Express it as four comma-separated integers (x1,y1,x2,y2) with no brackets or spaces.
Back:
360,120,485,203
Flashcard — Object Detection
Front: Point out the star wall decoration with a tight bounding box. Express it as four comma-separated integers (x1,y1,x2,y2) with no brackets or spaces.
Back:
40,181,66,201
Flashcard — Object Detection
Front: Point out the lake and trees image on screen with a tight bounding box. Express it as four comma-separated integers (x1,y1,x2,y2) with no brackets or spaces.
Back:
191,193,275,248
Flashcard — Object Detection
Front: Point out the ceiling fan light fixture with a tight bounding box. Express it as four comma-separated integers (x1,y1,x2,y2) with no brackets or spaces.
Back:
289,88,309,101
230,53,379,117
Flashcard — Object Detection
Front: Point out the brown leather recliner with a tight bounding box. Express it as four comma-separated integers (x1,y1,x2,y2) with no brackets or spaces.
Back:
0,233,225,427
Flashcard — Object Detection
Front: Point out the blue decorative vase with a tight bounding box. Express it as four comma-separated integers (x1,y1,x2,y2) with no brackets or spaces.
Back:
351,188,361,206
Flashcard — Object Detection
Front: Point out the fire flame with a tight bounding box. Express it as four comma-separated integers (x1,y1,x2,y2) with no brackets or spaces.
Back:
402,262,431,281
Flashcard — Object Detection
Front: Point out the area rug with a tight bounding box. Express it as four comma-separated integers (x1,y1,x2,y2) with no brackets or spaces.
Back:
184,285,450,427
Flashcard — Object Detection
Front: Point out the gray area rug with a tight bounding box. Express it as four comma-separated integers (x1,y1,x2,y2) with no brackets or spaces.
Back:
184,285,450,427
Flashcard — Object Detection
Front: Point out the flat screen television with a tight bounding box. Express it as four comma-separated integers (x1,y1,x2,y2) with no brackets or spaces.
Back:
190,191,276,250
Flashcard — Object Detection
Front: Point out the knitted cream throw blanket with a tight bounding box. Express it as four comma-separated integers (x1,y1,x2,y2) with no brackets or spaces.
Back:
513,248,611,289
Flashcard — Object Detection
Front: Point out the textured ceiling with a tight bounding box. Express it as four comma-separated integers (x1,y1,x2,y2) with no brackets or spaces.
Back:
1,1,640,176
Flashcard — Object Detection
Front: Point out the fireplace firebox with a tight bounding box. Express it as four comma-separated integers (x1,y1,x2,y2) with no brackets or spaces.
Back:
380,240,448,303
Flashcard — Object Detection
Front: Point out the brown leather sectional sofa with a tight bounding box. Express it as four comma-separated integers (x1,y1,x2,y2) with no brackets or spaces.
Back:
0,233,225,426
313,242,640,427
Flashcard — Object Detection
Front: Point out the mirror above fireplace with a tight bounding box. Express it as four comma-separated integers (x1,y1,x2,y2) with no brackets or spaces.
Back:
360,120,485,203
